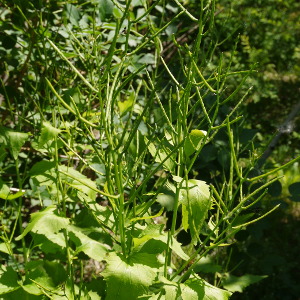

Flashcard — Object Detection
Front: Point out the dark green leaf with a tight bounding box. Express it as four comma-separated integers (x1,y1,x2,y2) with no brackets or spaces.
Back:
222,273,267,293
288,182,300,196
0,266,20,295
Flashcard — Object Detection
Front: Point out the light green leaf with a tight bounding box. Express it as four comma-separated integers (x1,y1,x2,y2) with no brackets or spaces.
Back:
156,193,174,211
203,279,232,299
184,129,207,157
68,225,109,261
65,3,80,26
22,272,55,295
15,206,69,246
38,122,61,149
102,252,159,300
162,274,231,300
118,93,134,116
0,178,10,200
0,127,29,160
0,266,20,295
133,224,189,261
179,179,211,245
0,243,10,255
113,6,123,18
8,131,29,160
222,273,268,293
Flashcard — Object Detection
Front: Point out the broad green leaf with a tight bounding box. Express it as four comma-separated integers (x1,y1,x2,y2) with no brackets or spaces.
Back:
0,243,10,254
162,274,231,300
102,252,159,300
65,3,80,26
118,93,134,116
68,225,110,261
0,266,20,295
133,224,189,261
0,127,29,160
38,122,61,149
184,130,207,157
0,178,10,200
202,278,232,299
6,191,25,200
8,131,29,160
156,193,174,211
113,6,123,18
179,179,211,245
192,256,222,274
222,273,268,293
268,180,282,197
288,182,300,196
16,206,69,246
22,268,56,295
98,0,113,20
29,160,56,176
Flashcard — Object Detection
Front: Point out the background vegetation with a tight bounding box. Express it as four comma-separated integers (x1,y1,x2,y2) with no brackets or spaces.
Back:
0,0,299,299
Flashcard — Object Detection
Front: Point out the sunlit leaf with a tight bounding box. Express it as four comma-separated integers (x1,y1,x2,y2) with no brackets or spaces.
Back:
16,206,69,246
184,130,207,157
102,252,159,300
68,225,110,261
38,121,61,150
179,179,211,245
133,224,189,261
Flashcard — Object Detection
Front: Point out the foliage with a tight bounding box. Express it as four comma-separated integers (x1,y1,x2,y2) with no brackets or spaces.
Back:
0,0,299,299
214,0,300,152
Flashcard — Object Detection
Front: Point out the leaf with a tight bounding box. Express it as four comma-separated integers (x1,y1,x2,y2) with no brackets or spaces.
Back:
288,182,300,196
179,179,211,245
0,178,10,200
29,160,56,176
133,224,189,260
102,252,159,300
65,3,80,26
192,256,222,274
268,180,282,197
0,243,10,255
98,0,114,20
184,130,207,157
22,269,55,295
0,127,29,160
222,273,267,293
16,206,69,246
68,225,110,261
0,266,20,295
156,193,174,211
203,278,232,299
38,122,61,150
161,273,231,300
118,93,134,116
